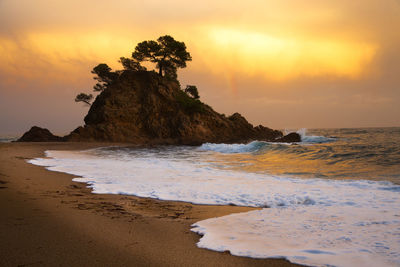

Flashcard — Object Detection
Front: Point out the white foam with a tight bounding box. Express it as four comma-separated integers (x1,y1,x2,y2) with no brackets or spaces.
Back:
28,148,400,267
192,205,400,267
199,141,267,153
293,128,336,144
199,129,336,155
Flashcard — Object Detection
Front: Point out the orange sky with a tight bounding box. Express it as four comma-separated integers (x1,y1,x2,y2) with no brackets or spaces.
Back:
1,0,399,135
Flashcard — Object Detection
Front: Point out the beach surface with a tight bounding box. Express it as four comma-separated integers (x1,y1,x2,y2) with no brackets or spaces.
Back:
0,142,300,267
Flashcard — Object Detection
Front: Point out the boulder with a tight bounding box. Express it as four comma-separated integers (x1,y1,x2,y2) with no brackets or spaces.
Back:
17,126,63,142
275,132,301,143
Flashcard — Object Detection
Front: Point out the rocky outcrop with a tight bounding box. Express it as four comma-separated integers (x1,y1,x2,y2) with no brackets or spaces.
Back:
275,132,301,143
64,70,297,144
17,126,63,142
18,71,300,144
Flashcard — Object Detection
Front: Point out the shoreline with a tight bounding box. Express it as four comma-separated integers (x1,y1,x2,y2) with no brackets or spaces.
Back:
0,142,301,266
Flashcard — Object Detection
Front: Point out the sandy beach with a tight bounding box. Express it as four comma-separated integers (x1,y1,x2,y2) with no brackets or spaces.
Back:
0,142,300,267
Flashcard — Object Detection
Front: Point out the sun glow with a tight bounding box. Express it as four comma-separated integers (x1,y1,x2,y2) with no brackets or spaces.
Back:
201,28,377,80
0,25,378,88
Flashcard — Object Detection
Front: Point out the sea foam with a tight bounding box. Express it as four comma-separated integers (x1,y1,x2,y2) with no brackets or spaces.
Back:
199,129,336,154
200,141,267,154
28,147,400,267
294,128,337,144
192,205,400,267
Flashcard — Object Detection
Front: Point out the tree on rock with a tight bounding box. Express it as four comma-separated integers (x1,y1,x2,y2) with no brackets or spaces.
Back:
75,93,93,106
91,63,118,92
74,36,193,107
119,57,147,71
184,85,200,99
75,64,116,107
132,35,192,78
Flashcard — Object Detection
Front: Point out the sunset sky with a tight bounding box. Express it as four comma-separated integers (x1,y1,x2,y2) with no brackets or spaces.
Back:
1,0,399,135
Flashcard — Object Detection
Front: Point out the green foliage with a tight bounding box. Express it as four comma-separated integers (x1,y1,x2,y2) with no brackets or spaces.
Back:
119,57,147,71
184,85,200,99
132,35,192,78
92,64,112,82
175,90,204,114
132,40,159,62
93,83,106,92
75,93,93,106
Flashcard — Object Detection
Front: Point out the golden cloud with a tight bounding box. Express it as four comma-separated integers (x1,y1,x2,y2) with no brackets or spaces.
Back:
193,27,377,80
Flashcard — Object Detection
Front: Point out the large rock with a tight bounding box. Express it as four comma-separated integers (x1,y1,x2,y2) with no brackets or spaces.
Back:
65,71,293,144
275,132,301,143
17,126,63,142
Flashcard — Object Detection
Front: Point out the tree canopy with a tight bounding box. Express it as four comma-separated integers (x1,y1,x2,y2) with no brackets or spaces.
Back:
75,35,198,108
184,85,200,99
75,63,116,106
91,63,117,92
75,93,93,106
119,57,146,71
132,35,192,78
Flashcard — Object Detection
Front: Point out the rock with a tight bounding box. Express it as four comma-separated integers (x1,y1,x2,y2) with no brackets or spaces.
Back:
275,132,301,143
17,126,63,142
65,70,286,144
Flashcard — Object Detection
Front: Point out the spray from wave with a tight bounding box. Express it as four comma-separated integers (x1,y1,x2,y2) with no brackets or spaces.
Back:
290,128,337,144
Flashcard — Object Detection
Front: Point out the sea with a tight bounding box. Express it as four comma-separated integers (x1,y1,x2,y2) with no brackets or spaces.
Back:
27,127,400,267
0,136,17,143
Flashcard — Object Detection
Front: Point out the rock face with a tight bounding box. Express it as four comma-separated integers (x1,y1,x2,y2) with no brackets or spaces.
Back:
17,126,63,142
275,132,301,143
65,70,298,144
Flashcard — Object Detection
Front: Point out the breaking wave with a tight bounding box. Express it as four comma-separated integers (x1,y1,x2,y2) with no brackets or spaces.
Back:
27,127,400,267
199,129,336,154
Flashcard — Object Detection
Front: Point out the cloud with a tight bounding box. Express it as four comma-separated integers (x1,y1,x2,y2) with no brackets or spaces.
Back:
193,27,377,80
0,0,399,134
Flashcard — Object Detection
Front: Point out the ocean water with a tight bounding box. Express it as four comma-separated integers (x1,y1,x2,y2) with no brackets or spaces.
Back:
0,136,17,142
28,128,400,267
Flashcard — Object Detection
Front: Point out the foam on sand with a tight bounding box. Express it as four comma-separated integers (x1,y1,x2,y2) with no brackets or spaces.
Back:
192,205,400,267
28,147,400,267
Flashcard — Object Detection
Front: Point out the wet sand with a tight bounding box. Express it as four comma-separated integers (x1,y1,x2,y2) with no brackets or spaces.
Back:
0,142,301,267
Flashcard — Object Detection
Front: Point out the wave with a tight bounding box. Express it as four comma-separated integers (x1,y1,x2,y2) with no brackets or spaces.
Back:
0,137,17,143
29,149,399,209
199,141,268,153
294,128,337,144
27,146,400,267
199,129,336,154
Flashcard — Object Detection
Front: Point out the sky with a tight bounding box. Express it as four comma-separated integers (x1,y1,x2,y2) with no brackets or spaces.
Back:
0,0,399,135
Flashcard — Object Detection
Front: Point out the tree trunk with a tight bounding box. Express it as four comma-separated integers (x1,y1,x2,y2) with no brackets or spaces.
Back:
159,64,163,76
